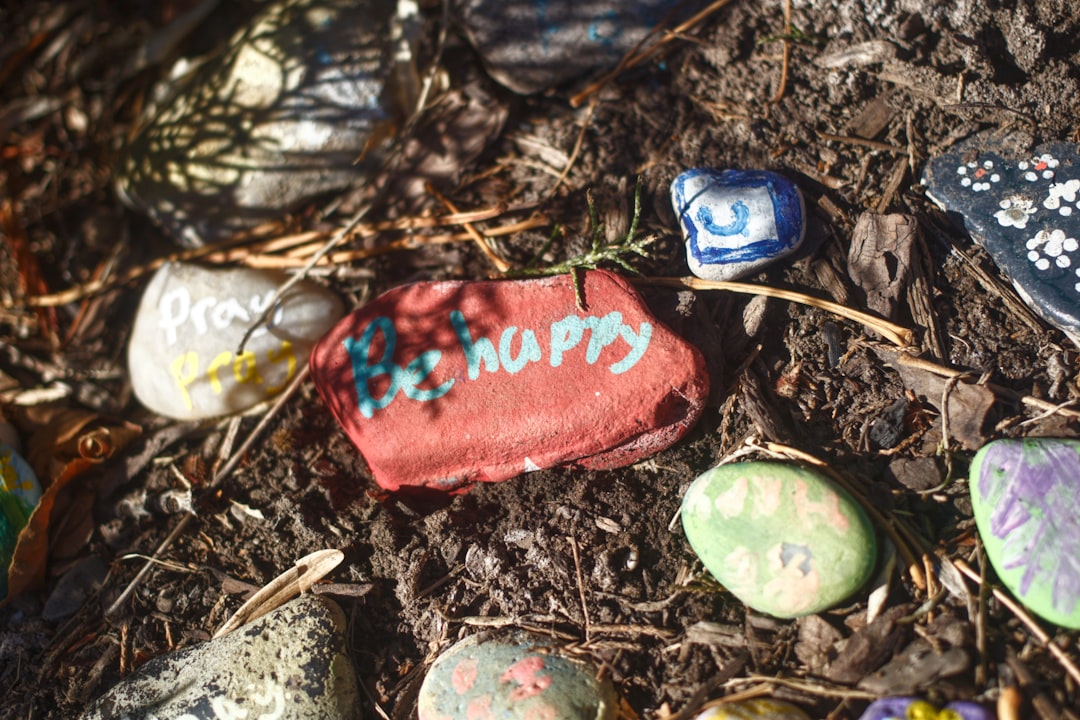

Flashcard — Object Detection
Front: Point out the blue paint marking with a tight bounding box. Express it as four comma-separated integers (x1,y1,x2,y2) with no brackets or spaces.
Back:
672,168,804,266
696,199,750,237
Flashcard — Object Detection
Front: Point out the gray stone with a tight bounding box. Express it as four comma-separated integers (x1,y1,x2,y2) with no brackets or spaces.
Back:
457,0,705,94
80,594,359,720
127,262,343,420
117,0,399,246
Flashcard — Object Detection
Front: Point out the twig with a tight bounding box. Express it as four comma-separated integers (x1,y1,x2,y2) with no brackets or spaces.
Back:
427,183,510,272
953,558,1080,687
767,0,793,104
568,534,592,643
549,96,597,198
643,276,916,347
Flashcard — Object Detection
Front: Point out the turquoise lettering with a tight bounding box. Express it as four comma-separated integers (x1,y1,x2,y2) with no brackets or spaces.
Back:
344,317,401,419
402,351,454,401
451,310,499,380
610,322,652,374
583,312,623,364
549,316,584,367
498,327,541,374
344,316,453,418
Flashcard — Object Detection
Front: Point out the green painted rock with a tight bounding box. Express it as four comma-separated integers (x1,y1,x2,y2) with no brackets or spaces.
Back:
681,461,876,618
418,632,617,720
694,698,812,719
970,438,1080,629
1,440,42,599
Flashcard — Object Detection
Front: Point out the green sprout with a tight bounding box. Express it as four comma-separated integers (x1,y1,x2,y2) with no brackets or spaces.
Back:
514,177,657,308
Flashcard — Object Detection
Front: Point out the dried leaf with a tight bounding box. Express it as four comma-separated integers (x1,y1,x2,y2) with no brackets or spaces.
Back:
213,548,344,639
3,406,140,602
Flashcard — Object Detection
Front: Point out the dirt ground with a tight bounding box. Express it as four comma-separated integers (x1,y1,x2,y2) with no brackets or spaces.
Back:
2,0,1080,718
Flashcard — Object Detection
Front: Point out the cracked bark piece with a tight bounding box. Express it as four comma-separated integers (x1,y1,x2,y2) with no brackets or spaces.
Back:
310,270,708,492
923,137,1080,344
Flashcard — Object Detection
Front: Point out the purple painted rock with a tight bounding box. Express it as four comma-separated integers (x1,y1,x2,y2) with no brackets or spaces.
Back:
310,270,708,492
857,697,991,720
970,438,1080,629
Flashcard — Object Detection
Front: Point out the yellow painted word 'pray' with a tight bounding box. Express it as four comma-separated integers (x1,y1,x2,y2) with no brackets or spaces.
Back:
169,341,296,411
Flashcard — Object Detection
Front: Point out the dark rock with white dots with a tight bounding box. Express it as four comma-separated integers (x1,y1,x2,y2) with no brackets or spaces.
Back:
923,137,1080,344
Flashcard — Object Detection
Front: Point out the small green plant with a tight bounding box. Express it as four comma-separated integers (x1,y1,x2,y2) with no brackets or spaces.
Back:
514,177,657,308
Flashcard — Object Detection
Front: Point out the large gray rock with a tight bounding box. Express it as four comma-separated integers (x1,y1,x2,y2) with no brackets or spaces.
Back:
117,0,399,246
457,0,706,94
127,262,343,420
80,595,359,720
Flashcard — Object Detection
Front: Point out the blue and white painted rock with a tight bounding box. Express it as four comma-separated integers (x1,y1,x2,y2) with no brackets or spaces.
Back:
117,0,399,246
1,440,42,599
681,461,876,618
457,0,706,94
923,139,1080,343
969,438,1080,629
857,697,992,720
80,595,359,720
671,169,806,282
418,632,617,720
694,698,812,719
128,262,344,420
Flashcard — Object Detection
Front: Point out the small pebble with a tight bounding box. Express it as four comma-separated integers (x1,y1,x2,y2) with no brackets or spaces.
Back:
417,632,617,720
1,440,42,599
857,697,992,720
310,270,708,492
969,438,1080,629
923,136,1080,344
694,698,812,719
128,262,343,420
681,461,876,618
671,168,806,282
80,594,360,720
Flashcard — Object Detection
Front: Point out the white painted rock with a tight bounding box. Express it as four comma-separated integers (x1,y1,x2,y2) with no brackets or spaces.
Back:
80,595,359,720
128,262,343,420
671,168,806,281
418,632,617,720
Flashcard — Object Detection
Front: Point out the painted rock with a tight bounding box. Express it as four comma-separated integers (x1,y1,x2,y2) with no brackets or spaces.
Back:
417,632,617,720
681,461,876,618
117,0,399,246
694,698,812,719
310,269,708,492
457,0,705,94
1,441,42,599
80,594,359,720
923,138,1080,343
969,438,1080,629
128,262,344,420
671,169,807,282
857,697,992,720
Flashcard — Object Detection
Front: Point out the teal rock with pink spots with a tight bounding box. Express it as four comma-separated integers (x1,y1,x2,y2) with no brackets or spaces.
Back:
970,438,1080,630
418,633,617,720
681,461,876,618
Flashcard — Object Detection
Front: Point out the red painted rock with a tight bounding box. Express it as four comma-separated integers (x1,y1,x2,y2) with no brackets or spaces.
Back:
310,270,708,492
